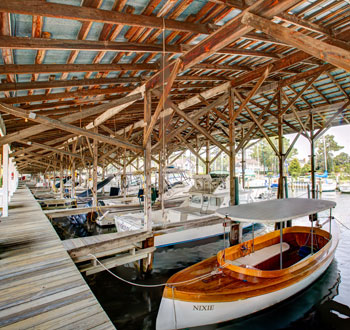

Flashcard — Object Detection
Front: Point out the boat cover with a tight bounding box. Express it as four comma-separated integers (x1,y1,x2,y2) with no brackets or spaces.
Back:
77,175,115,198
216,198,336,223
55,176,71,188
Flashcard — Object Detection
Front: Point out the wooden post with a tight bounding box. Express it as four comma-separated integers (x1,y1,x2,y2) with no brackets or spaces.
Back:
92,129,98,207
229,88,236,206
101,162,105,194
79,168,82,186
144,89,152,232
71,142,77,199
206,140,210,174
310,114,316,199
71,160,75,198
87,162,91,188
2,144,9,217
309,114,318,222
122,148,126,199
59,154,64,199
277,94,284,200
241,147,246,189
141,236,154,274
195,136,199,175
159,150,165,220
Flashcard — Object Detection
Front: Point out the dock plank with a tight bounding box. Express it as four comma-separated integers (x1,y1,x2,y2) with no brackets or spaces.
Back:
0,187,115,329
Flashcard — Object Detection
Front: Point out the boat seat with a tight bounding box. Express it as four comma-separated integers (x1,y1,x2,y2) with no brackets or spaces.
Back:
227,242,290,267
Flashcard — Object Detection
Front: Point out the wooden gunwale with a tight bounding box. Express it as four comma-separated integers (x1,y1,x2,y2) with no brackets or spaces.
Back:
163,226,338,302
217,226,331,278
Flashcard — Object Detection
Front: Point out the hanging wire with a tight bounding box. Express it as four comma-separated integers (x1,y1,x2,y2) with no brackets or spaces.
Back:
161,17,166,216
88,253,221,288
334,217,350,230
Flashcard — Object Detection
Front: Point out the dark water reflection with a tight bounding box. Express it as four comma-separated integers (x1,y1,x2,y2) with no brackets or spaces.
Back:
77,192,350,329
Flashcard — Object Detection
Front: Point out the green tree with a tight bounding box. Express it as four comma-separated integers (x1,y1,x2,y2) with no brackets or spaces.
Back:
334,152,350,174
334,152,350,166
315,135,343,172
301,163,311,176
288,158,301,178
251,137,298,174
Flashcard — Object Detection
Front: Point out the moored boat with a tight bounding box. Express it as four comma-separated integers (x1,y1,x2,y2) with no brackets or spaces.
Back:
339,183,350,193
156,198,338,329
320,179,337,192
115,174,254,247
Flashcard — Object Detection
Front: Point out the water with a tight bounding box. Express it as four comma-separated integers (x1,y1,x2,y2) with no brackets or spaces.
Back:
58,192,350,329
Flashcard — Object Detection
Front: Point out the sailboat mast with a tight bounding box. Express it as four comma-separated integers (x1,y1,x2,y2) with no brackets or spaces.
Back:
323,136,327,172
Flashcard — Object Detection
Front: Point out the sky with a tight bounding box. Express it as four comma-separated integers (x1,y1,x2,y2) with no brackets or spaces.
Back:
286,126,350,161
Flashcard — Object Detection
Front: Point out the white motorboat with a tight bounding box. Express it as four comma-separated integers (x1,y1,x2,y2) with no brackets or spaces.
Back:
245,177,270,199
115,174,253,247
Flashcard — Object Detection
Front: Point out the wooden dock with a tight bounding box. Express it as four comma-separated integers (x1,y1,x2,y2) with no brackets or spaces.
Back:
44,203,143,218
0,186,115,329
62,230,155,276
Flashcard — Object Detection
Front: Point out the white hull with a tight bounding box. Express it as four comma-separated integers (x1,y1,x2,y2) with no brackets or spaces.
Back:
321,184,336,192
339,185,350,193
156,249,335,329
155,222,233,247
115,215,244,248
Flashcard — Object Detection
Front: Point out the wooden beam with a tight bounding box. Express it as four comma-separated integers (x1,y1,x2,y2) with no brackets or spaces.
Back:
279,73,323,117
314,101,350,140
1,86,132,104
145,0,301,89
177,135,206,164
118,49,314,140
276,12,334,36
0,35,182,53
0,63,157,75
144,90,152,232
232,65,272,122
18,140,83,159
143,58,182,146
242,12,350,72
235,89,279,155
0,36,280,61
0,77,141,92
92,0,303,136
166,97,229,155
0,104,143,151
10,133,75,157
0,93,142,146
235,91,279,152
0,11,15,89
192,63,252,72
153,93,228,151
181,0,300,69
0,1,213,35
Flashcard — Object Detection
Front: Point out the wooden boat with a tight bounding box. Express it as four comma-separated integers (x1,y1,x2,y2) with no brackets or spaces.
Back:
156,198,338,329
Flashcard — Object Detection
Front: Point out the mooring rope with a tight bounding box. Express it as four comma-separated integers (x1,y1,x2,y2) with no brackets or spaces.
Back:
88,253,221,288
334,217,350,230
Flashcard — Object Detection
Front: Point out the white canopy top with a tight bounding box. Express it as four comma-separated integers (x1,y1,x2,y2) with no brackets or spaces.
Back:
216,198,336,223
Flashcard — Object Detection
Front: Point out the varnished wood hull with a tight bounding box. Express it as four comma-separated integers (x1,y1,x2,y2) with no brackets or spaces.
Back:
156,223,339,330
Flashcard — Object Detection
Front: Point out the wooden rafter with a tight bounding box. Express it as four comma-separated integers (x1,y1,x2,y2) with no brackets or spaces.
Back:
242,12,350,72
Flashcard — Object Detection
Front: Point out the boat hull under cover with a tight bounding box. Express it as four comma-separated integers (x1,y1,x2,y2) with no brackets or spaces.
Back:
156,224,338,329
156,250,335,329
